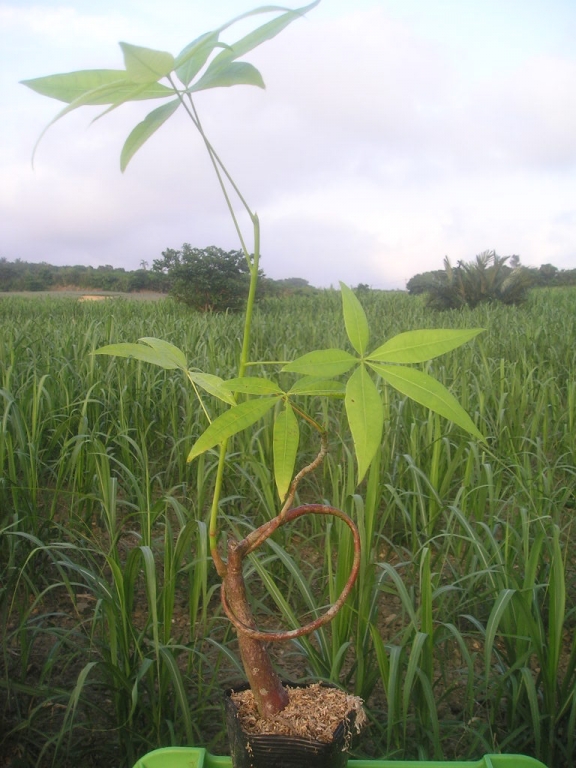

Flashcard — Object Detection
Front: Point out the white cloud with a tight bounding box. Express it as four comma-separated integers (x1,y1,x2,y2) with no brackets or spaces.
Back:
2,1,576,287
479,55,576,171
0,4,132,45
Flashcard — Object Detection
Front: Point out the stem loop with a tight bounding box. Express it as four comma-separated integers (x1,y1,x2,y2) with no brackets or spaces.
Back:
221,503,361,642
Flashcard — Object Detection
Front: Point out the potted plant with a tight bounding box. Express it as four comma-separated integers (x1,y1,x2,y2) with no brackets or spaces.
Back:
21,3,487,765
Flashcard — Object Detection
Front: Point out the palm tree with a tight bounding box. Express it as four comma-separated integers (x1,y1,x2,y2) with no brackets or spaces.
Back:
426,250,534,310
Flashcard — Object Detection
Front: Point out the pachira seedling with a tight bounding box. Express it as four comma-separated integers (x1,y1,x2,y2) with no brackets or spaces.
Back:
23,0,484,727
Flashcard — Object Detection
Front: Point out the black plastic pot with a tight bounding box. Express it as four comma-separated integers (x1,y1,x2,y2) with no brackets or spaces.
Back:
224,682,356,768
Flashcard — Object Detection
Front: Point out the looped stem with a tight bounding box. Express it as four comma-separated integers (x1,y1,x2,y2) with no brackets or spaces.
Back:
221,503,361,642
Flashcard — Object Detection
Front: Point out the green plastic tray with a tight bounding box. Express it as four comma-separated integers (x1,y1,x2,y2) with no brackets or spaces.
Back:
132,747,547,768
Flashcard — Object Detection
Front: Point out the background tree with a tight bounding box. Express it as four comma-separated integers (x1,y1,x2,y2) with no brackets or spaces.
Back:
268,276,315,296
538,263,559,285
153,244,262,311
0,258,19,290
423,251,535,310
406,269,446,295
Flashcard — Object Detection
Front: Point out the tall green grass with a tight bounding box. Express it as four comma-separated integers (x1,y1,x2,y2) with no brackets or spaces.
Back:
1,288,575,766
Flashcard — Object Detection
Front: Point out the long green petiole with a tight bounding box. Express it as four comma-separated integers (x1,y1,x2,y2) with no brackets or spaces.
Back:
168,74,255,264
209,439,228,577
208,211,261,575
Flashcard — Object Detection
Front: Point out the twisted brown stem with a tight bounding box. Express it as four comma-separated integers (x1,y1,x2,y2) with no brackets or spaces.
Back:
221,504,361,642
215,434,361,717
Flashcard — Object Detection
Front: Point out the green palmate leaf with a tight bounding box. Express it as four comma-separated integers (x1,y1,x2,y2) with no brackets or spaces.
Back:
209,1,320,70
136,337,187,368
28,79,175,164
190,61,264,92
119,42,175,83
23,2,319,163
94,338,186,370
288,377,346,396
345,365,384,483
283,349,357,377
273,402,299,501
64,81,172,115
368,362,484,440
340,282,369,355
175,0,317,88
222,376,283,395
21,72,173,106
368,328,484,364
187,1,319,93
120,98,180,171
21,69,132,103
187,397,278,461
174,32,222,86
186,371,237,406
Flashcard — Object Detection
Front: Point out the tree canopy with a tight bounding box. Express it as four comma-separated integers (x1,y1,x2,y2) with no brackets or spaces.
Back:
407,252,576,309
0,258,167,293
152,245,261,312
0,253,316,302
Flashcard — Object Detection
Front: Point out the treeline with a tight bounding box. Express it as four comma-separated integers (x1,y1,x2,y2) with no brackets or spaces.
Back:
0,259,168,293
405,252,576,311
0,256,315,298
407,258,576,296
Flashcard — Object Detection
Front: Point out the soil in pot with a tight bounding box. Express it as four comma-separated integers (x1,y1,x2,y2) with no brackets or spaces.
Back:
225,682,366,768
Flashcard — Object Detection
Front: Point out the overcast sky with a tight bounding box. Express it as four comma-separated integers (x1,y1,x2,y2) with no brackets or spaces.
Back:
2,0,576,289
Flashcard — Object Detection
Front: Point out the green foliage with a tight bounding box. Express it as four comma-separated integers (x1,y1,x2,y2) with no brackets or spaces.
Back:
0,257,317,297
276,287,484,483
21,1,321,169
0,257,169,293
107,285,483,494
420,251,535,309
23,0,483,492
269,277,315,296
532,263,576,287
409,261,576,297
152,245,260,312
1,290,576,765
405,269,445,295
19,0,492,755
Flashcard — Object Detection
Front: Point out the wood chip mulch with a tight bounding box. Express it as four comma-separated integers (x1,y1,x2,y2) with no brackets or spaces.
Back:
231,683,367,743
